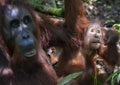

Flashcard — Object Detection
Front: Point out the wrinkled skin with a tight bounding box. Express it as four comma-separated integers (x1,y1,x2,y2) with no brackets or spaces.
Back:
2,5,37,58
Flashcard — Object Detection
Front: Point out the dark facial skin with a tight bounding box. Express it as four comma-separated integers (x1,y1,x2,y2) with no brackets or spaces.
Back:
2,5,37,58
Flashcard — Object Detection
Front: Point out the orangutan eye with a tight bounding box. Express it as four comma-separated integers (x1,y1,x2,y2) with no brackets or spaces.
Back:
90,28,94,32
10,19,20,28
23,16,32,25
97,30,100,33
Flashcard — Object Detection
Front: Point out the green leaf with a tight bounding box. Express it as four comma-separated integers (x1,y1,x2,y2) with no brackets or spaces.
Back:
106,19,115,23
105,5,112,10
113,24,120,27
106,70,120,85
113,24,120,33
90,74,102,85
57,72,82,85
111,76,117,85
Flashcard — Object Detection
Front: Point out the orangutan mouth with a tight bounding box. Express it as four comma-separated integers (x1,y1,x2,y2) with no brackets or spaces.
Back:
24,49,37,57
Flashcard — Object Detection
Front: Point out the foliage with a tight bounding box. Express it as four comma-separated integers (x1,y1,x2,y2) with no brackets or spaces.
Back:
57,70,120,85
90,74,102,85
113,24,120,33
106,66,120,85
29,0,64,17
57,72,82,85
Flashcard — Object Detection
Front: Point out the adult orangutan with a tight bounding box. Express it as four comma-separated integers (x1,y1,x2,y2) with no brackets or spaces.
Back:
56,0,89,77
0,0,57,85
